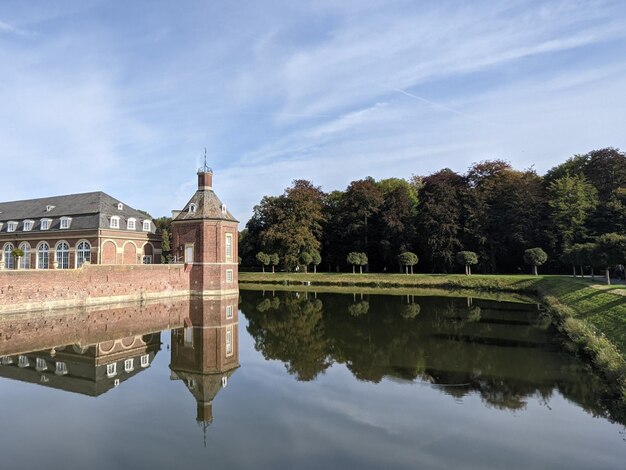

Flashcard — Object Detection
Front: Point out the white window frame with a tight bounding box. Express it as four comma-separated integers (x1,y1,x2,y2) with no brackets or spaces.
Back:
23,220,34,231
225,233,233,261
106,363,117,378
3,243,15,269
19,242,31,269
110,216,120,229
40,218,51,230
127,218,136,230
124,358,134,372
36,357,47,371
117,203,124,211
0,223,3,231
37,242,50,269
1,356,13,365
46,205,55,212
55,241,70,269
60,217,72,229
140,354,150,368
226,327,233,356
184,327,194,346
55,361,68,375
226,305,234,319
188,203,197,213
7,221,17,232
142,220,151,231
226,269,233,283
76,241,91,268
18,355,29,368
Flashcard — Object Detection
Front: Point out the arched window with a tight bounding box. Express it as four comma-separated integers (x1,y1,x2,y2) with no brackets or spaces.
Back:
76,241,91,267
38,242,50,269
56,242,70,269
19,242,31,269
3,243,15,269
189,203,197,213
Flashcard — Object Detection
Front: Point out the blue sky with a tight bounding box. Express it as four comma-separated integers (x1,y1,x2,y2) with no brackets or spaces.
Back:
1,0,625,223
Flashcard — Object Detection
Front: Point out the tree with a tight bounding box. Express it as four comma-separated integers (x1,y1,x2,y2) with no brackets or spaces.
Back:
299,252,312,273
347,252,367,274
547,174,598,249
256,252,270,273
269,253,279,273
456,251,478,275
523,248,548,275
311,251,322,274
596,233,626,285
398,252,418,274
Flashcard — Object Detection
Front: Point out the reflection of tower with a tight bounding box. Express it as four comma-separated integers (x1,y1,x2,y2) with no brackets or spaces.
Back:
170,294,239,439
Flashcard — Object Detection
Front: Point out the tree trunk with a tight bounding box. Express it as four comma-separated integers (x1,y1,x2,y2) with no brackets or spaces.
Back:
606,268,611,285
359,265,363,274
468,265,472,275
405,265,408,275
533,265,538,276
262,266,265,273
411,265,414,275
579,266,584,278
272,265,275,273
591,267,595,280
572,265,576,277
352,265,355,274
304,265,308,273
314,265,317,274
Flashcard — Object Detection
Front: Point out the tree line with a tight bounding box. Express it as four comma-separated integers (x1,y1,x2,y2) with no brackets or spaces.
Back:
239,148,626,278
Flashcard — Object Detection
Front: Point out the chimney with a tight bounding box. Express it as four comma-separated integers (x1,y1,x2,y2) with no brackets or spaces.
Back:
198,170,212,190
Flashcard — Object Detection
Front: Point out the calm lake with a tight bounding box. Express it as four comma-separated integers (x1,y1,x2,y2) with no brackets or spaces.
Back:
0,289,624,469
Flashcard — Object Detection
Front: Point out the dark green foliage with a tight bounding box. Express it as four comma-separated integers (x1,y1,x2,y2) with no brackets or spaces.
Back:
347,252,368,274
256,252,270,273
269,253,280,273
398,251,418,274
456,251,478,275
524,248,548,275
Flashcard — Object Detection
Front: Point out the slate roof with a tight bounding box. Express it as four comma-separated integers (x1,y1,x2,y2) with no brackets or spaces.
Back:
174,187,238,223
0,191,156,234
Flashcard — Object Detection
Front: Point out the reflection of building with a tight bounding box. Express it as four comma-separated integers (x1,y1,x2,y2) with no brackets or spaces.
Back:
170,295,239,427
0,191,161,270
0,334,161,396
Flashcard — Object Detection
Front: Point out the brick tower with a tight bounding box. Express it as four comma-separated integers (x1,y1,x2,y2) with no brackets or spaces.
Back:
171,161,239,296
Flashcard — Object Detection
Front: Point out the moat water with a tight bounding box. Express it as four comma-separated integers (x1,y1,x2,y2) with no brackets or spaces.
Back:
0,289,624,469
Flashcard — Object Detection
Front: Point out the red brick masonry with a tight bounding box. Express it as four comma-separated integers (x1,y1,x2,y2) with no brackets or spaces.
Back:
0,264,194,314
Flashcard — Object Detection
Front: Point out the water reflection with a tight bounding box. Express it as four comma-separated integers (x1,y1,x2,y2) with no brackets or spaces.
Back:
241,289,625,425
0,295,239,425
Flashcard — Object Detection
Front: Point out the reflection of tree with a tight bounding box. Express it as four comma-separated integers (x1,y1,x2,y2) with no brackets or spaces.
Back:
348,301,369,317
246,293,331,381
240,291,625,423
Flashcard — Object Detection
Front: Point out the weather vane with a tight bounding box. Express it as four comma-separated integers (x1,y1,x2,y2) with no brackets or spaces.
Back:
199,147,213,173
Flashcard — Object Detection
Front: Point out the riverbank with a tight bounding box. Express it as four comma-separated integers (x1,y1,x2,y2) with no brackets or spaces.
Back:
239,272,626,399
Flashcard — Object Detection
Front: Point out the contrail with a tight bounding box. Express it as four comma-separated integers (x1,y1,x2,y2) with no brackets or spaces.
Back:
381,84,503,129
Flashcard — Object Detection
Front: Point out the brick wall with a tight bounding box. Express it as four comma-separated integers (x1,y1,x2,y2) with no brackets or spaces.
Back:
0,264,191,313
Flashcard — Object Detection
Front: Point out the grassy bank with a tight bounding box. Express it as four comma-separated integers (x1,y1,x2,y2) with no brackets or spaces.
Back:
240,272,626,399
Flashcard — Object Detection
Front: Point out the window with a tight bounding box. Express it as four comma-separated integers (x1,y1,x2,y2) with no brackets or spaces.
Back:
23,220,34,231
55,362,68,375
184,327,194,346
0,223,3,231
142,220,151,231
46,205,55,212
124,358,134,372
226,327,233,356
18,355,29,368
7,221,17,232
188,203,197,213
226,269,233,283
3,243,15,269
110,216,120,229
56,242,69,269
36,358,47,371
221,204,227,214
38,242,50,269
140,354,150,368
142,255,152,264
127,218,136,230
184,244,194,264
225,233,233,261
226,305,234,319
117,203,124,210
106,363,117,378
60,217,72,229
1,356,13,365
76,241,91,267
221,376,228,388
40,219,51,230
19,243,30,269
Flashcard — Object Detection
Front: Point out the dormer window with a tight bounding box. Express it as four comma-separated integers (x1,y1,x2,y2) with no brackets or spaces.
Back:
40,218,51,230
23,220,34,231
142,220,151,231
7,221,17,232
117,203,124,211
189,203,197,213
46,205,55,212
60,217,72,229
221,204,227,214
110,216,120,229
127,218,136,230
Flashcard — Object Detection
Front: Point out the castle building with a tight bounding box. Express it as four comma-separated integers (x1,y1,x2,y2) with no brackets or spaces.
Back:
0,191,161,269
171,163,239,295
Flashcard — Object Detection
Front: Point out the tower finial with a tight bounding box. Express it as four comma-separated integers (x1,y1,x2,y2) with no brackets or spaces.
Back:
199,148,213,174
